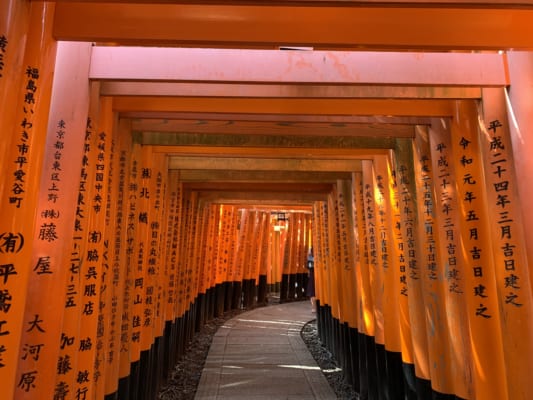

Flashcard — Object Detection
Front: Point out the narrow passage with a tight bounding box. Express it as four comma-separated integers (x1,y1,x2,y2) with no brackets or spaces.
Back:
194,301,336,399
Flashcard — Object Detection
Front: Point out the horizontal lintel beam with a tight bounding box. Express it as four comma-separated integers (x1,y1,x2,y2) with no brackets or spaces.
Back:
197,191,328,202
128,113,432,126
54,4,533,50
91,47,508,86
140,132,399,149
168,156,363,171
113,97,455,117
183,182,333,192
101,82,482,99
155,145,388,158
46,1,533,5
178,170,352,183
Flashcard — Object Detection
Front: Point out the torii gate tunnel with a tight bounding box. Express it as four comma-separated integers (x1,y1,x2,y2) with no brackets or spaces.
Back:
2,1,533,400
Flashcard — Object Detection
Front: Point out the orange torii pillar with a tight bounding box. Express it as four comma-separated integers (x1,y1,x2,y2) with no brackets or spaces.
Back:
479,88,533,400
114,119,137,399
386,148,418,399
294,213,310,301
393,138,432,398
352,171,376,399
223,206,239,311
257,211,270,305
242,210,260,309
320,191,342,354
16,41,92,400
424,122,473,400
200,203,217,321
160,170,180,379
412,127,458,398
268,213,285,293
0,0,30,198
189,199,209,334
334,179,359,390
198,203,214,321
313,201,330,346
286,213,298,301
161,170,181,380
142,150,168,399
325,186,344,363
448,100,508,400
276,212,291,302
360,159,386,399
0,3,56,398
183,191,201,345
192,202,210,328
506,51,533,294
231,209,248,309
166,187,201,366
118,139,142,400
372,156,407,399
214,205,232,317
172,186,195,358
249,211,267,305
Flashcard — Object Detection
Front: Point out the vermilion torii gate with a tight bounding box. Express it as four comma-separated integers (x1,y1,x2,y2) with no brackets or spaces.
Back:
2,1,533,399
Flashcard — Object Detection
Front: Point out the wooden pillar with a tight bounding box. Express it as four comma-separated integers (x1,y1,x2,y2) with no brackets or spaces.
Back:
64,94,113,400
94,101,119,400
449,100,508,400
163,170,180,330
0,3,57,397
479,88,533,400
393,139,431,394
0,0,30,198
335,179,358,387
286,213,298,302
215,205,231,316
125,140,143,397
315,201,333,347
104,116,133,398
204,203,220,315
333,183,353,325
426,122,473,399
412,126,455,396
312,202,327,310
118,137,141,392
505,51,533,292
386,148,416,386
13,41,92,400
352,172,375,399
375,154,409,398
361,161,384,348
223,206,238,310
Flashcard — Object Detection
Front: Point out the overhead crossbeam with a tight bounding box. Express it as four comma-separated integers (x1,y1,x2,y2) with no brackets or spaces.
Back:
139,130,408,147
178,170,352,183
196,190,328,203
155,146,389,158
101,82,482,99
113,97,454,117
91,47,508,87
168,156,363,172
47,0,533,4
54,3,533,50
183,182,333,192
128,114,433,126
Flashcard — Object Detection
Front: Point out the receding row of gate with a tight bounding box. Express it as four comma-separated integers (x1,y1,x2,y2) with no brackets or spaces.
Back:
3,92,533,400
1,4,533,397
313,96,533,400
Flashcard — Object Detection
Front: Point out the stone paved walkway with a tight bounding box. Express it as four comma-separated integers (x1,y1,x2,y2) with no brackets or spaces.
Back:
194,301,337,400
